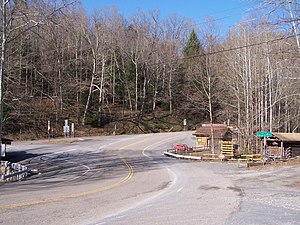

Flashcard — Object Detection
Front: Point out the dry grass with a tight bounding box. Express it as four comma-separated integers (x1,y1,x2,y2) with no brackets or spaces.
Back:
247,156,300,170
39,139,81,145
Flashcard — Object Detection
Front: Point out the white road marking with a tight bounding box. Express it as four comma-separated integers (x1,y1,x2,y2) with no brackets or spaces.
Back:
142,134,187,158
51,148,91,178
177,187,183,192
98,137,136,150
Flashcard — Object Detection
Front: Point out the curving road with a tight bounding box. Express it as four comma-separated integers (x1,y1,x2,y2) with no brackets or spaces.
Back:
1,131,299,225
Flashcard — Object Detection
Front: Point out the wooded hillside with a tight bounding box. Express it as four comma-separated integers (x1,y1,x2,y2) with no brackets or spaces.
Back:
1,0,299,151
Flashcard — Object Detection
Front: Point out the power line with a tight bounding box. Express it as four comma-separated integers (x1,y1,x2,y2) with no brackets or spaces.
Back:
153,34,299,67
184,3,255,23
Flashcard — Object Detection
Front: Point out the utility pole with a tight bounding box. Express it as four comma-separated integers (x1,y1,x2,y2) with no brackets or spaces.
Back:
0,0,8,159
287,0,300,53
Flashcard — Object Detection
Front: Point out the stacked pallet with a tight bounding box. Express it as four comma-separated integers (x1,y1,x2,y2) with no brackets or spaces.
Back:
220,141,235,158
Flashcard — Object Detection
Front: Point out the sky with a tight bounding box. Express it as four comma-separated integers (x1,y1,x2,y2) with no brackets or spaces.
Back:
81,0,256,35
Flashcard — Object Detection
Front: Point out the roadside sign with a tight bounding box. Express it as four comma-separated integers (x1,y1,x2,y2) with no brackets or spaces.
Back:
0,144,4,157
257,131,272,138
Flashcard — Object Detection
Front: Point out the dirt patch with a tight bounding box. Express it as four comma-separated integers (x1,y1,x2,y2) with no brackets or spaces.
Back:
198,185,221,191
155,181,172,191
227,186,244,197
284,181,300,189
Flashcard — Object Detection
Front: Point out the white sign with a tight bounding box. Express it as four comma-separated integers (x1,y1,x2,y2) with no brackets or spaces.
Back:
1,144,5,157
63,125,70,134
71,123,74,133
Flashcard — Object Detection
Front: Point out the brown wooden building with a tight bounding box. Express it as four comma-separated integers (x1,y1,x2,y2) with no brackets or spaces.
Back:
266,133,300,158
193,124,234,152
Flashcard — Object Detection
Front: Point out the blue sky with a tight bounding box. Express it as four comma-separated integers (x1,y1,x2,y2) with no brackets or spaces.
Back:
81,0,255,34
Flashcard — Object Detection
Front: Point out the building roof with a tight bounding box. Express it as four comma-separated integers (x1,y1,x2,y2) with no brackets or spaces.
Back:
194,124,229,139
272,133,300,142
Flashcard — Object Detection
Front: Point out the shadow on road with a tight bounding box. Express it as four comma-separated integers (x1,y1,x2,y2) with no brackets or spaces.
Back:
6,151,44,163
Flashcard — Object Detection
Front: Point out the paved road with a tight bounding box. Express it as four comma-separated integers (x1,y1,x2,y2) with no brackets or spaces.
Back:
0,132,299,225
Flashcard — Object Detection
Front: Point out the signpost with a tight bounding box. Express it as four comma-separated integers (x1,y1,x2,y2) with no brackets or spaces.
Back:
48,120,51,141
257,131,273,158
257,131,273,138
71,123,74,138
183,119,187,131
63,120,69,138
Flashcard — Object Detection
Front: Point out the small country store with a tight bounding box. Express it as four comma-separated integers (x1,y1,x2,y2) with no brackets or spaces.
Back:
259,132,300,159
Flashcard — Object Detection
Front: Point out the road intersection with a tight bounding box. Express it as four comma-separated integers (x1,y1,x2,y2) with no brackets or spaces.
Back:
1,131,299,225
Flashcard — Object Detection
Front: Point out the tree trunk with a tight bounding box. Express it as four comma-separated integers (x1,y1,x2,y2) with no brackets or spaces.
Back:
97,55,105,127
134,60,138,111
139,65,147,118
168,69,173,115
82,54,96,125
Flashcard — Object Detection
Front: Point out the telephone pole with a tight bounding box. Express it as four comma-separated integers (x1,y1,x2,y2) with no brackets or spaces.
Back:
0,0,8,158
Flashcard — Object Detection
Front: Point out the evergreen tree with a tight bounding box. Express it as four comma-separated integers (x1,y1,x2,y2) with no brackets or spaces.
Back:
181,29,208,123
183,29,201,57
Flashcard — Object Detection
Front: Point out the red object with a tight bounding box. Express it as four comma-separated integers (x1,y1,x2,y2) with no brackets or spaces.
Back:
173,144,188,151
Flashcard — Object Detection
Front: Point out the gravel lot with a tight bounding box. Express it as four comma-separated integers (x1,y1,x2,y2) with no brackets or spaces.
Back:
225,164,300,225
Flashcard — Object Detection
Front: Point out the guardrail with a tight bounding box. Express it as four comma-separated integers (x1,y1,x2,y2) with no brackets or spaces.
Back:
1,161,28,182
163,151,202,160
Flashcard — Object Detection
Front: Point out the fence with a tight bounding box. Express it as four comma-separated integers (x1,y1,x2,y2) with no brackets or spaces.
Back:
1,161,28,182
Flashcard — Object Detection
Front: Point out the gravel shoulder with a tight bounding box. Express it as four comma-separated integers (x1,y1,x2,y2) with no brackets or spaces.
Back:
225,164,300,225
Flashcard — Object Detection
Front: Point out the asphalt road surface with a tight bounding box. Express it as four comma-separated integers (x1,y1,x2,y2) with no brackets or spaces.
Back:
1,131,299,225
